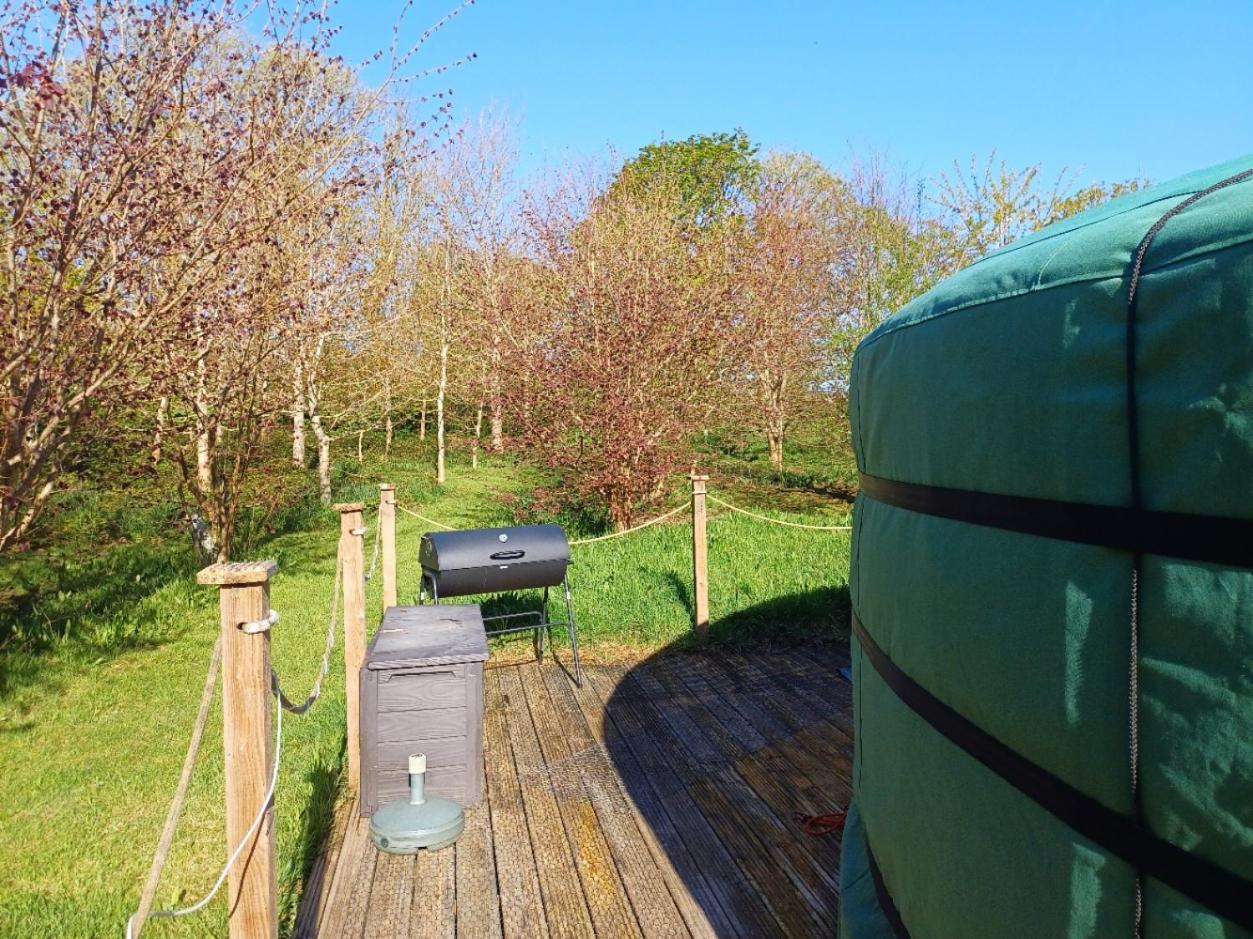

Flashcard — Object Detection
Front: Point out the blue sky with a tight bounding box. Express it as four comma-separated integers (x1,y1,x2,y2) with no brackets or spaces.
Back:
330,0,1253,189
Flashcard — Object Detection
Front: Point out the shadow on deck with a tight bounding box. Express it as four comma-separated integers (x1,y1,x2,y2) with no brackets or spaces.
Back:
295,641,853,938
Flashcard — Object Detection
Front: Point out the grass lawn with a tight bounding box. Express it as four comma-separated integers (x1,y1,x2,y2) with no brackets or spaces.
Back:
0,435,853,937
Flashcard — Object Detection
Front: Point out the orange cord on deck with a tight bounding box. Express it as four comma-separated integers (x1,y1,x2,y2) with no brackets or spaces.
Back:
794,810,848,837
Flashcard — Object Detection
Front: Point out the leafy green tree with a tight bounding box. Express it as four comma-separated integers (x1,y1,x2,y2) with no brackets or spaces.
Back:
612,129,760,227
935,153,1146,269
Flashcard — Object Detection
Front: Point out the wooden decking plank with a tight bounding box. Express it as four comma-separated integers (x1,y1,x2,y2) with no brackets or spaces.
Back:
483,667,550,939
767,648,855,729
569,665,724,939
496,666,597,938
294,795,355,938
455,805,504,939
644,657,841,913
308,652,856,938
316,811,370,938
692,653,852,805
702,657,854,850
537,662,692,939
589,663,785,938
712,652,855,784
518,662,641,939
623,660,830,937
329,818,381,939
668,655,848,895
410,841,456,939
663,653,844,838
364,851,414,939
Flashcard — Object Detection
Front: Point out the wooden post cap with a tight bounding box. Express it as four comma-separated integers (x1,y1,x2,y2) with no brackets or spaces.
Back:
197,560,278,586
332,502,365,513
688,472,709,481
378,483,396,492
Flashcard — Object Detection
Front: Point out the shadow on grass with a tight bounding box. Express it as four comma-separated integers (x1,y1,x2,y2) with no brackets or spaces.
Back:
683,583,849,653
601,586,853,936
0,540,201,700
287,739,347,937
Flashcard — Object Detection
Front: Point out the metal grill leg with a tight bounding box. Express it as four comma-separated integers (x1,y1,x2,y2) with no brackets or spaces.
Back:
563,575,582,687
536,586,550,662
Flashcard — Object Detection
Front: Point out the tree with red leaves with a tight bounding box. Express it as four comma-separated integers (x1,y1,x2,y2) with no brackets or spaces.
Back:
512,169,742,529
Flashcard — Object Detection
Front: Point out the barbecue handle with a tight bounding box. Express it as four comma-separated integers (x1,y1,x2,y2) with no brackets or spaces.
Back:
490,550,525,560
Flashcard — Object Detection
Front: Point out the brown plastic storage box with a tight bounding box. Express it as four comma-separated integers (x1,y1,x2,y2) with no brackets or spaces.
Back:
359,604,487,816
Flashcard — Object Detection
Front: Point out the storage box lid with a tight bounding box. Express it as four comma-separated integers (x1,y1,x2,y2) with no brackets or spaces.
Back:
366,604,489,669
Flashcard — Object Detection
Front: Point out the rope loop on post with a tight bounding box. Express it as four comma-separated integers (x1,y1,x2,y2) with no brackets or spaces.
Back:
240,609,279,634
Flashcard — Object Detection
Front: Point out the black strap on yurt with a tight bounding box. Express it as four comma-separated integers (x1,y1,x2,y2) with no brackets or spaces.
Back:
850,613,1253,932
866,837,913,939
858,473,1253,570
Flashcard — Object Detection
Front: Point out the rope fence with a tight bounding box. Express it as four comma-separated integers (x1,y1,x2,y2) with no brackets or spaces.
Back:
127,639,222,938
706,494,853,531
568,504,688,544
129,477,849,936
274,554,343,716
127,537,355,937
397,503,455,530
393,490,853,542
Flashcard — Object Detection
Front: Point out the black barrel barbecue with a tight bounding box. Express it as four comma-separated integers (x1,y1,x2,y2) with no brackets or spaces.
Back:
418,524,581,685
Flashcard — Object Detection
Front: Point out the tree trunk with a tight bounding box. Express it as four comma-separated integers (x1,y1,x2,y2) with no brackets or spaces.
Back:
292,362,306,466
357,429,364,462
490,401,503,453
471,400,484,469
767,427,783,469
195,423,213,506
765,374,787,470
383,377,393,461
489,347,503,452
311,414,332,502
436,238,451,485
436,341,448,484
419,397,427,441
151,396,168,470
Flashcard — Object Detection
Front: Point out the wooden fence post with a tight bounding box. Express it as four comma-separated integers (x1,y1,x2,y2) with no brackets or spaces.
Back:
379,484,397,611
690,473,710,637
335,502,366,796
196,560,279,939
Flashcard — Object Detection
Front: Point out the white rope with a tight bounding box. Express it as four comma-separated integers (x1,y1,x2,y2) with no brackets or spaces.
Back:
569,504,687,545
127,640,222,938
240,609,279,635
126,692,282,938
274,556,341,715
396,503,456,530
706,494,852,531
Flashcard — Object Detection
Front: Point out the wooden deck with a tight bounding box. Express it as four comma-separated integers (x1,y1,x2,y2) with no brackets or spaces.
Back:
296,644,854,938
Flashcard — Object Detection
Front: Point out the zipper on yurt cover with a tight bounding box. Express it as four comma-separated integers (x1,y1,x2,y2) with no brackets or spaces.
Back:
1120,164,1253,939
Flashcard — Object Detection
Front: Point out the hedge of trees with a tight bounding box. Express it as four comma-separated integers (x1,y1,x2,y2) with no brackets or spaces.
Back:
0,1,1141,556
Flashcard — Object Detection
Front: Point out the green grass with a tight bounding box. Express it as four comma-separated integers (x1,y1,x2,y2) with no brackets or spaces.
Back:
0,434,852,937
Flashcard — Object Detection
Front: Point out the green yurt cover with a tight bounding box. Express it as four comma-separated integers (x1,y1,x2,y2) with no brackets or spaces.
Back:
840,156,1253,939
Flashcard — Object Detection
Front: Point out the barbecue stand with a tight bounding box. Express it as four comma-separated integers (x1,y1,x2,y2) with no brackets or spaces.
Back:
418,524,582,686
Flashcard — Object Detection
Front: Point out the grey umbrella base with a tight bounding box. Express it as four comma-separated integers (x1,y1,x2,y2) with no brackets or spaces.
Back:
369,753,465,854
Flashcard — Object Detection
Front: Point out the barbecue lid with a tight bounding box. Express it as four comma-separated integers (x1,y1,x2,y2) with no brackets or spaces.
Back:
419,523,570,572
366,604,488,669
